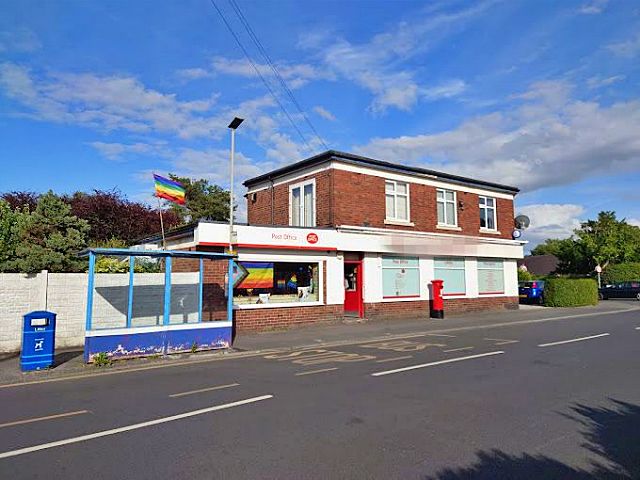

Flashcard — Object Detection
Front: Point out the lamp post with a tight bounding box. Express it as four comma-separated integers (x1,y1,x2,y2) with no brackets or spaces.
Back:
227,117,244,254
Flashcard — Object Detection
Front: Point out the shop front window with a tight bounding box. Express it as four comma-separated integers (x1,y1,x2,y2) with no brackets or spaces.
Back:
382,256,420,298
233,261,320,305
434,257,466,295
478,258,504,294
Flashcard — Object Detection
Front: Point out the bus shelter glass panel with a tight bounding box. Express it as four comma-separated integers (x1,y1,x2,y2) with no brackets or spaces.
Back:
168,257,200,324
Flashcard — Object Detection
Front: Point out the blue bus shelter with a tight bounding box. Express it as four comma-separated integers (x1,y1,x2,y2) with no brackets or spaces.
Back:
79,248,235,363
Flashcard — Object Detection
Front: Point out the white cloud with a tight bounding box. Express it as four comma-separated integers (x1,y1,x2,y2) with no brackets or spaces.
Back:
87,141,168,161
299,1,495,113
518,203,585,246
628,218,640,227
0,28,41,53
0,62,224,139
356,80,640,192
178,56,335,89
577,0,609,14
313,105,336,121
421,79,467,100
586,75,625,89
607,33,640,58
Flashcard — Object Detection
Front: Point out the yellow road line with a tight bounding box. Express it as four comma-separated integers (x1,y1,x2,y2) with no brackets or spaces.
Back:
169,383,240,398
295,368,338,376
443,347,474,353
0,410,89,429
375,356,413,363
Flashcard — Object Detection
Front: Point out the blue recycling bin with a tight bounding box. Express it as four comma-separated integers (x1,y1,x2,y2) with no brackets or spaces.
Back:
21,311,56,371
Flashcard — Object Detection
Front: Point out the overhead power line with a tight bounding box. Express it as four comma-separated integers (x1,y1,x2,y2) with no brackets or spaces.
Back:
209,0,328,153
227,0,329,151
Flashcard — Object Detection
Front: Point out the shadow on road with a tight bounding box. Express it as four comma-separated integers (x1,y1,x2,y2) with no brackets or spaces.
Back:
425,399,640,480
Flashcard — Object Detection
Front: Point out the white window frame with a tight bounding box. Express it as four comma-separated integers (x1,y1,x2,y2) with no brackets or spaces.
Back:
385,180,410,222
479,196,497,231
436,188,458,227
289,179,316,227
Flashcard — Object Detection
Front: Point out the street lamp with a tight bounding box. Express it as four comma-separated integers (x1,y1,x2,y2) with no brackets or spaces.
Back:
227,117,244,253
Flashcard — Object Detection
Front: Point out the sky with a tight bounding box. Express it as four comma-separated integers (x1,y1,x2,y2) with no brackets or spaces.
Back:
1,0,639,248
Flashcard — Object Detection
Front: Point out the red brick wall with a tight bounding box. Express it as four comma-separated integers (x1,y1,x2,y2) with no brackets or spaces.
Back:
365,296,518,320
235,305,343,332
246,169,333,227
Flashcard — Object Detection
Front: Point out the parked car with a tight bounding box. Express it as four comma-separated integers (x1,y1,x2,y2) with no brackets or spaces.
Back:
519,280,545,304
598,281,640,300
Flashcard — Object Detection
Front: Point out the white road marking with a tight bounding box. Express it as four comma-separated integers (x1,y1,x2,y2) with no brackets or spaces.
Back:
426,333,456,338
443,347,474,353
0,395,273,460
169,383,240,398
484,338,520,346
374,355,413,363
538,333,610,348
294,368,338,376
371,351,505,377
635,327,640,330
0,410,89,429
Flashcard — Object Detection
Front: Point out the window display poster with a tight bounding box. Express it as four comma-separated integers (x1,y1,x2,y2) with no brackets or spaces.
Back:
382,256,420,297
237,262,274,289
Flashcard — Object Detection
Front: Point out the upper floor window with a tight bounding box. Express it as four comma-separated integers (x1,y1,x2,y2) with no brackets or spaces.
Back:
479,196,496,230
385,180,409,222
437,189,457,226
290,180,315,227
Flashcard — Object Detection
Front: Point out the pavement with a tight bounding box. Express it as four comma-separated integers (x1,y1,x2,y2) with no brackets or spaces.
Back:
0,300,639,479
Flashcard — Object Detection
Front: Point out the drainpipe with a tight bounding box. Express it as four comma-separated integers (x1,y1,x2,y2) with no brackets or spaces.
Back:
270,177,275,225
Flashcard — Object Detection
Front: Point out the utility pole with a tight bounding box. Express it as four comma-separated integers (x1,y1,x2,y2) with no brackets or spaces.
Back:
227,117,244,254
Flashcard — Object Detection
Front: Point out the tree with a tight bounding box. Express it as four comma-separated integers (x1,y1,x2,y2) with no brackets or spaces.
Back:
0,200,28,271
7,191,90,273
1,191,39,211
66,189,180,245
574,211,640,270
167,175,231,224
530,237,585,273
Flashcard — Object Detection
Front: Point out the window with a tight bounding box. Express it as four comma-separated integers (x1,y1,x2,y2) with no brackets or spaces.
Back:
233,261,320,305
434,258,466,295
382,256,420,298
290,180,315,227
478,259,504,294
479,196,497,230
385,180,410,222
437,189,457,226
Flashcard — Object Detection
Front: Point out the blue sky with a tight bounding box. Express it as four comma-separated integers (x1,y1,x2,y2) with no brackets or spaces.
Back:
1,0,639,246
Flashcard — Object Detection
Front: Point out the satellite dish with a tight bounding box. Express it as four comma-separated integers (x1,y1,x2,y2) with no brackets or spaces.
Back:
514,215,530,230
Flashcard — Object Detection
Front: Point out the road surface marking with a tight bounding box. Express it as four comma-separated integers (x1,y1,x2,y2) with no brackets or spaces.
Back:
484,338,520,346
375,355,413,363
265,349,375,365
0,410,89,429
635,327,640,330
538,333,610,348
295,368,338,376
360,340,445,352
371,351,505,377
0,395,273,460
426,333,456,338
443,347,474,353
169,383,240,398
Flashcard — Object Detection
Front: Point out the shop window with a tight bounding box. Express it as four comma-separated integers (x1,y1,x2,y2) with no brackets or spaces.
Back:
479,196,497,230
233,261,320,305
382,256,420,298
290,180,315,227
385,180,410,222
437,189,457,226
434,257,466,295
478,258,504,294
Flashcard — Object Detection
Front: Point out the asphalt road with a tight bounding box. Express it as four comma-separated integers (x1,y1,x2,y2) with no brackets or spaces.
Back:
1,304,639,479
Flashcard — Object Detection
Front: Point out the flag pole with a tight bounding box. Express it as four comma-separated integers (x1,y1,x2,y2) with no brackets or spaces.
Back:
156,195,167,250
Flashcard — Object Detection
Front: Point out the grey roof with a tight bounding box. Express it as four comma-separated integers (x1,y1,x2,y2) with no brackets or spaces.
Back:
243,150,520,194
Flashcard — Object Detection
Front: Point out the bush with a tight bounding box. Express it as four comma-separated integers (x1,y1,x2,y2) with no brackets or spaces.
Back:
602,263,640,284
543,278,598,307
518,269,534,282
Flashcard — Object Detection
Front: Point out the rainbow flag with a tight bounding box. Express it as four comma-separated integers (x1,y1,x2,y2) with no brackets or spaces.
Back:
237,262,273,289
154,174,185,205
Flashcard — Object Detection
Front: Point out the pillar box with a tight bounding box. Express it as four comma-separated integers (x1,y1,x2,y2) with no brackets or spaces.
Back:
430,280,444,319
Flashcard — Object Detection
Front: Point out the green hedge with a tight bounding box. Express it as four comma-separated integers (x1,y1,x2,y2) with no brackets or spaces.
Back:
543,278,598,307
602,263,640,284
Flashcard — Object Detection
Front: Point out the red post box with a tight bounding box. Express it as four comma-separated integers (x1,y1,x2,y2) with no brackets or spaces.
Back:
430,279,444,319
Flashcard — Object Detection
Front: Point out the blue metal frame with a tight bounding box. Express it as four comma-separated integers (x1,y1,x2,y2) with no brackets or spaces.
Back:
163,256,172,326
126,256,134,328
85,252,95,331
198,258,204,322
227,258,234,324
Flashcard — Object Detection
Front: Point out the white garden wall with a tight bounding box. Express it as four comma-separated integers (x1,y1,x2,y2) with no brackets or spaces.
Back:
0,271,199,353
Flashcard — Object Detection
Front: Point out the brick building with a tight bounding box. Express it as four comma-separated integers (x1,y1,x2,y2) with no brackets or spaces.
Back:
145,150,525,332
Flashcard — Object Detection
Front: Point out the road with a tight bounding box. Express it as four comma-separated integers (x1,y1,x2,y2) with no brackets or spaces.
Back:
1,304,639,479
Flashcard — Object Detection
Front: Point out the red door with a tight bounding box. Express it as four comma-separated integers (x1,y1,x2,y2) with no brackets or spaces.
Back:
344,261,363,317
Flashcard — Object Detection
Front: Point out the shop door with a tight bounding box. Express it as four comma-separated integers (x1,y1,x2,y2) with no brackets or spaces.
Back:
344,261,363,317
